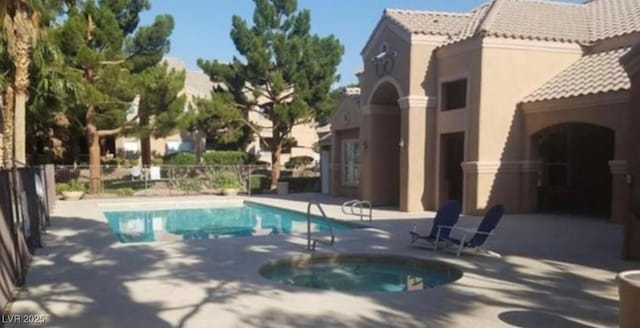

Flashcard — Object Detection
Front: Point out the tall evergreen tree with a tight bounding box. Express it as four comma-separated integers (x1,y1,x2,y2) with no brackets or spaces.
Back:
55,0,174,193
135,61,187,165
198,0,343,188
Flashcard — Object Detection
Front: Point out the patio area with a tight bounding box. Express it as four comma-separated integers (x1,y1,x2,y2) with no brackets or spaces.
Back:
5,194,637,327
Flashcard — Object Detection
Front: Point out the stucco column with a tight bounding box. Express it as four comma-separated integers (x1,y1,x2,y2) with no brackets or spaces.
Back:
610,160,631,224
398,96,430,212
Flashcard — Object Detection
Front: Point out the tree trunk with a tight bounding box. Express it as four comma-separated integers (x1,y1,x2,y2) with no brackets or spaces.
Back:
270,132,282,190
139,111,151,166
86,105,101,194
141,136,151,166
13,91,26,165
2,87,15,168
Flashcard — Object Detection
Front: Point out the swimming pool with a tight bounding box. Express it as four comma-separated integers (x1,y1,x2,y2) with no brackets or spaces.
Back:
103,202,361,243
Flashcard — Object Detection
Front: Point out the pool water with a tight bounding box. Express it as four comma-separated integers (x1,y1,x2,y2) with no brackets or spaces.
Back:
103,203,359,243
260,255,463,293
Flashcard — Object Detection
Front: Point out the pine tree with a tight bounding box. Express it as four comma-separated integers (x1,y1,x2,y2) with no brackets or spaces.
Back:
198,0,343,188
55,0,174,193
135,61,187,165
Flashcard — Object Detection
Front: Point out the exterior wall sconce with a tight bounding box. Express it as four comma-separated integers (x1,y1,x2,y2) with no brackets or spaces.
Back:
626,173,633,185
399,139,405,149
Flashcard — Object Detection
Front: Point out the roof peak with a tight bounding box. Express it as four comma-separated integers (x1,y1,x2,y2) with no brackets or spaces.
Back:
384,8,472,17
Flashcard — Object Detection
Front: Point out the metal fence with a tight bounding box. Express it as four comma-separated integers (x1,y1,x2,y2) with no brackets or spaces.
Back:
0,165,55,312
53,164,321,198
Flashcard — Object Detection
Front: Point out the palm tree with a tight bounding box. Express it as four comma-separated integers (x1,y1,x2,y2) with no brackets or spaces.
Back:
1,0,40,166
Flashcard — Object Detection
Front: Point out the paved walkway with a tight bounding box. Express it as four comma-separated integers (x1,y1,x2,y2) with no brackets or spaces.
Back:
6,194,638,327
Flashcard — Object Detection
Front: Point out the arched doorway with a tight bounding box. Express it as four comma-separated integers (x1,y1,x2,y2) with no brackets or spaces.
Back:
533,123,615,216
363,81,401,206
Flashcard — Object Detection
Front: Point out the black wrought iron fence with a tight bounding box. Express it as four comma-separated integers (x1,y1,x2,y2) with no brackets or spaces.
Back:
53,164,322,198
54,164,279,197
0,165,55,312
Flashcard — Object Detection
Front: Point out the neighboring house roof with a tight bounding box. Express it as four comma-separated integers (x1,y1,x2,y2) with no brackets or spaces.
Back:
372,0,640,50
163,57,215,99
522,47,631,103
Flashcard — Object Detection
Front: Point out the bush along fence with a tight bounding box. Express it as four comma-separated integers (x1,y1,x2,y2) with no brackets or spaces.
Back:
53,164,321,199
0,165,56,312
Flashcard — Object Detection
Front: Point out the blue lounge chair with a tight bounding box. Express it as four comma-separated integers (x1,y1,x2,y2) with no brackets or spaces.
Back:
446,204,504,257
410,200,461,250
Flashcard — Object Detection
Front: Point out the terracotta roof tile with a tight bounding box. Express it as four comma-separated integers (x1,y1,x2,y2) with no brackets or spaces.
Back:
522,47,631,103
382,0,640,46
481,0,590,42
384,9,473,37
588,0,640,41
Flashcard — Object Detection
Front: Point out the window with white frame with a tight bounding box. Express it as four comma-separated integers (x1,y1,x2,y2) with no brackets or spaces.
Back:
342,140,361,186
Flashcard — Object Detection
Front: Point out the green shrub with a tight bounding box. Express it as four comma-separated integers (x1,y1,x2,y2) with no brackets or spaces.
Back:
57,180,86,193
285,156,314,169
102,158,119,166
151,157,164,165
278,177,320,193
164,152,196,165
249,174,270,192
202,151,248,165
56,183,70,194
213,171,241,189
255,160,270,166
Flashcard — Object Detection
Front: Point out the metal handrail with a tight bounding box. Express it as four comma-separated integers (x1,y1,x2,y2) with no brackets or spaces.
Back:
307,202,335,251
342,199,373,222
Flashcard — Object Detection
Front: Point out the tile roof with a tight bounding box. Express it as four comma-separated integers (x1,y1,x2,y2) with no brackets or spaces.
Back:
588,0,640,41
479,0,590,43
164,57,214,99
522,47,631,103
384,9,473,37
380,0,640,46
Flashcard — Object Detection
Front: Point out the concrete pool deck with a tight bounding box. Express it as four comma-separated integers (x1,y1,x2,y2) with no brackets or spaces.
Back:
5,194,638,327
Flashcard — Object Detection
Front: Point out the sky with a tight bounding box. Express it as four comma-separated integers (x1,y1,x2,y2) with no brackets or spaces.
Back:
139,0,583,85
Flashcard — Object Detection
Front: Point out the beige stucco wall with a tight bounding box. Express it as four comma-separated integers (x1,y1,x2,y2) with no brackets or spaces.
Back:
433,38,482,208
329,93,363,199
464,39,583,214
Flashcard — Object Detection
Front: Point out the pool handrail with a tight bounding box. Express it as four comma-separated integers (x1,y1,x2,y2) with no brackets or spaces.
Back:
307,202,335,251
342,199,373,222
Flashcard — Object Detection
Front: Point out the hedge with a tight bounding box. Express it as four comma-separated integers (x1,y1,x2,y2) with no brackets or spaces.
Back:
202,151,249,165
163,152,196,165
285,156,314,169
249,174,271,193
278,177,320,193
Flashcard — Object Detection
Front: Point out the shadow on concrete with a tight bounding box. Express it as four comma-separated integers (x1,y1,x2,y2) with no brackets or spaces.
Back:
7,203,638,327
499,310,595,328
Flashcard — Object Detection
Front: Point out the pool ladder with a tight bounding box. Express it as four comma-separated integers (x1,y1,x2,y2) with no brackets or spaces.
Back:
342,200,373,222
307,202,335,251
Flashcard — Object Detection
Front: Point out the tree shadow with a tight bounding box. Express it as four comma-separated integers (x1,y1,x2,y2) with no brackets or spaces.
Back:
499,310,595,328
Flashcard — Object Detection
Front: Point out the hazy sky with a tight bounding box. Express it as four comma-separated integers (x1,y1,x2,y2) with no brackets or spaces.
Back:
140,0,584,85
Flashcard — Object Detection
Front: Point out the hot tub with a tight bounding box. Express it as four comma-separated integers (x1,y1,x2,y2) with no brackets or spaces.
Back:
259,254,463,293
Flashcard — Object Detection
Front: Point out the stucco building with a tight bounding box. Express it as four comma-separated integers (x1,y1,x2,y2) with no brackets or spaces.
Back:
330,0,639,223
